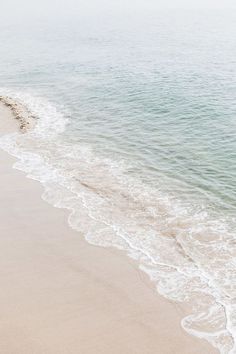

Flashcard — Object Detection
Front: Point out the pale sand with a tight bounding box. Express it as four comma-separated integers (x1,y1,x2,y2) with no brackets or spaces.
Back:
0,103,218,353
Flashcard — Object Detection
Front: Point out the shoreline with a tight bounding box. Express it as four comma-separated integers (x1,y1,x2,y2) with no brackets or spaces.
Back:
0,102,218,353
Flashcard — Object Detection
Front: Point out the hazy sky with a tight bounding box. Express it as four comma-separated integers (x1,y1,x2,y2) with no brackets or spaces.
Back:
1,0,236,21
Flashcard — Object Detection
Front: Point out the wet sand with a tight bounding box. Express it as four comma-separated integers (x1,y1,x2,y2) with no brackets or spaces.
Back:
0,103,217,353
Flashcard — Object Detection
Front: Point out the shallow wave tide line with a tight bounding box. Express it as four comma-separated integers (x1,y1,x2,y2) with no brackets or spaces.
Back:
0,90,235,354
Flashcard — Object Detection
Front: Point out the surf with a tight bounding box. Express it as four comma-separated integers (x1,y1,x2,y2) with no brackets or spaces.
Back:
0,91,235,353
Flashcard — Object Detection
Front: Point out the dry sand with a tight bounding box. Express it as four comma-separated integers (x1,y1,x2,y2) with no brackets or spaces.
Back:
0,103,217,353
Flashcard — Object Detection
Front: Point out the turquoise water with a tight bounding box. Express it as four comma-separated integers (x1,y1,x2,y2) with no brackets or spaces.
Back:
0,10,236,353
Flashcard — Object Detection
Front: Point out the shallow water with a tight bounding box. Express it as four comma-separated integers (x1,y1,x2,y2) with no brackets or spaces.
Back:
0,9,236,353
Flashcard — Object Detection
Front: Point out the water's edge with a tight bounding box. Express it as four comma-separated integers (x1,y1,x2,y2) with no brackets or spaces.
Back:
0,92,235,354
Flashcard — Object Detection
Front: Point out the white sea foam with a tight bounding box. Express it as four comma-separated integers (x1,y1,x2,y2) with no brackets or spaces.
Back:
0,91,236,353
0,88,68,137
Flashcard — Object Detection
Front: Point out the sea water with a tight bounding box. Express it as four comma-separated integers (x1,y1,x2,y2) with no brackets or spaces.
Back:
0,9,236,353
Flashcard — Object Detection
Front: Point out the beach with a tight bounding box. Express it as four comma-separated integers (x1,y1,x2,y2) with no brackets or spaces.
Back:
0,102,218,353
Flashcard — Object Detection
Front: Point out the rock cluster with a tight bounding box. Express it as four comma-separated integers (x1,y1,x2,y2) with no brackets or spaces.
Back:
0,96,36,133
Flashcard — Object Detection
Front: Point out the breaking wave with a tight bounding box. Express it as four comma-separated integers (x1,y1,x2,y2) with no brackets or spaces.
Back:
0,90,235,353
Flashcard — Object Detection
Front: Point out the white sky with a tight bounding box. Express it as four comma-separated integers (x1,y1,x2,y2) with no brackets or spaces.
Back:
1,0,236,20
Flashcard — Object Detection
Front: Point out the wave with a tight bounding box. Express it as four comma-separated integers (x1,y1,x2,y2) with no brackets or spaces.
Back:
0,89,235,354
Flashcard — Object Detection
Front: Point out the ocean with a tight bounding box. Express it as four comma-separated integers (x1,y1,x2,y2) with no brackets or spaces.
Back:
0,9,235,353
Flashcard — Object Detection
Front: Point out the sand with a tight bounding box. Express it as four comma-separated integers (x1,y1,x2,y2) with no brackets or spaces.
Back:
0,102,218,353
